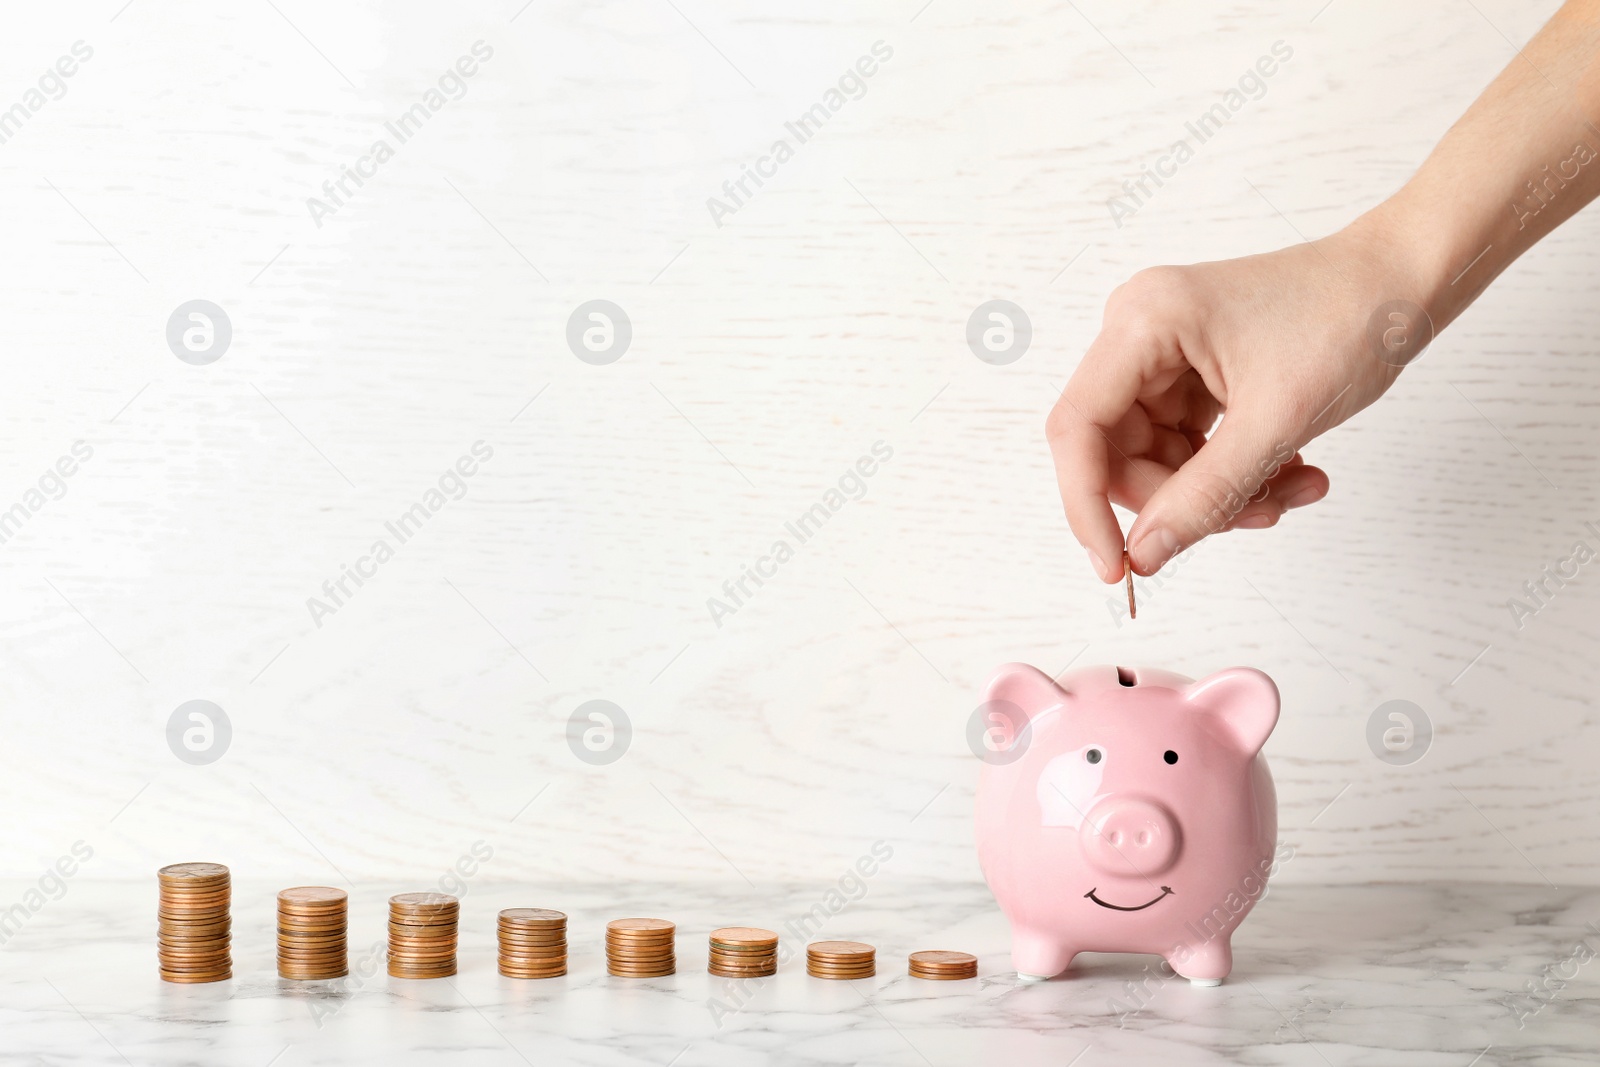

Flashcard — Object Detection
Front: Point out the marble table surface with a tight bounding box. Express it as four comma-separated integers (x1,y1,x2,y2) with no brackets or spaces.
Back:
1,880,1595,1066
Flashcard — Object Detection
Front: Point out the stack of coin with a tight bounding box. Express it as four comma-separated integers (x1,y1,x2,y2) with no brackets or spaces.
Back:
707,927,778,978
806,940,875,980
157,862,232,984
387,893,459,979
277,887,349,980
908,950,978,980
605,918,675,977
498,908,567,979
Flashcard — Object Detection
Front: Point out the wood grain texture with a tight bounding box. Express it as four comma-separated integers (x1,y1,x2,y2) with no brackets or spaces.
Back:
0,0,1593,885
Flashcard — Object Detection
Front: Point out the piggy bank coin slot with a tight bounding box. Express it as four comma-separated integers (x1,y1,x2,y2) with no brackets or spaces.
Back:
1116,667,1136,687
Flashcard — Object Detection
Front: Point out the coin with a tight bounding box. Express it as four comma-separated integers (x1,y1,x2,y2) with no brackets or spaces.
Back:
280,968,349,980
807,968,875,979
806,941,875,980
710,940,777,959
388,921,457,936
499,908,565,925
606,941,674,951
708,925,778,978
160,970,232,983
157,955,231,968
908,950,978,979
279,887,346,907
499,966,567,978
388,966,456,979
808,940,874,962
387,947,457,966
157,902,232,921
158,891,231,906
607,918,673,935
710,926,777,946
159,898,230,911
278,884,349,980
161,922,231,938
499,929,566,940
157,864,232,983
908,950,977,969
497,944,566,958
1125,549,1136,619
709,962,776,977
608,967,675,977
391,892,458,909
158,862,230,883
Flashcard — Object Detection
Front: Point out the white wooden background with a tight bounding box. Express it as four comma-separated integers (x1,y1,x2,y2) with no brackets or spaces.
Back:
0,0,1595,888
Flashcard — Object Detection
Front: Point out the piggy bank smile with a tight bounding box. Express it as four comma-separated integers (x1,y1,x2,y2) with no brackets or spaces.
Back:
1085,886,1173,911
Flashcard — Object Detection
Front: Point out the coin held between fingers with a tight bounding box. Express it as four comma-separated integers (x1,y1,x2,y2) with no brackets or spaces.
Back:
1124,549,1136,620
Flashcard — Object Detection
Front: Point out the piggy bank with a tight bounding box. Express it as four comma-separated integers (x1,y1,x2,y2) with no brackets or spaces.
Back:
974,663,1278,985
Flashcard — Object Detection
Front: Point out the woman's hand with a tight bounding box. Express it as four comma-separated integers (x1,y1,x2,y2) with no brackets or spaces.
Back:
1046,220,1421,582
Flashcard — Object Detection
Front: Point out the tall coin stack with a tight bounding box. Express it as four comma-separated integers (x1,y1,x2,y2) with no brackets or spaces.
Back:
277,887,349,980
605,918,676,977
387,893,459,979
908,950,978,980
497,908,567,979
806,940,875,980
707,927,778,978
157,862,232,984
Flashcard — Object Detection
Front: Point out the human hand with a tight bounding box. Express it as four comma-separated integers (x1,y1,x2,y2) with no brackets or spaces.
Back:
1046,222,1420,583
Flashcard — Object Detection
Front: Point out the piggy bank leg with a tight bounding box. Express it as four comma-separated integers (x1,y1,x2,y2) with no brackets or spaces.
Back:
1171,938,1231,986
1011,930,1076,982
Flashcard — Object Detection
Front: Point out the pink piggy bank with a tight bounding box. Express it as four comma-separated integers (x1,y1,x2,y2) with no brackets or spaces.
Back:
974,663,1279,985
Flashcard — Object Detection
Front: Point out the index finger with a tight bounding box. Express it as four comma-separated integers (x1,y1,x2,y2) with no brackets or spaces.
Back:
1045,323,1180,583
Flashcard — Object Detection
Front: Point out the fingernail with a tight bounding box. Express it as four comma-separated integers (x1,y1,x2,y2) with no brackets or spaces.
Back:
1130,527,1181,573
1236,514,1274,529
1283,485,1323,509
1086,549,1108,582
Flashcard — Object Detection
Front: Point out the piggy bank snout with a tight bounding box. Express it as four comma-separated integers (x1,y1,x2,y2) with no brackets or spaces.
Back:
1080,797,1180,877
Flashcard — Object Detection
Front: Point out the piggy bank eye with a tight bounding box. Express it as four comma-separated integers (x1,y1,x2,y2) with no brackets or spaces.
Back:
1163,750,1178,765
1085,747,1103,764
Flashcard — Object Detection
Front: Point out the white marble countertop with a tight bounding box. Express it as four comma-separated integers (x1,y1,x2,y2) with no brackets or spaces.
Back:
1,880,1595,1066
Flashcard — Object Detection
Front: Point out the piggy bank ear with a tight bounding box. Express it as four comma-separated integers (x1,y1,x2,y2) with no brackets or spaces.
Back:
982,663,1068,721
1185,667,1279,755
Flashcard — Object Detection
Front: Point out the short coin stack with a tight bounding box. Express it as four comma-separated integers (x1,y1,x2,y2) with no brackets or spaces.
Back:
806,940,875,980
387,893,459,979
157,862,232,984
707,927,778,978
908,950,978,980
498,908,568,979
605,918,676,977
277,887,349,980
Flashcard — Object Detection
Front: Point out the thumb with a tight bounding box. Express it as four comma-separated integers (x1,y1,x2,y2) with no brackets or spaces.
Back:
1126,408,1295,574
